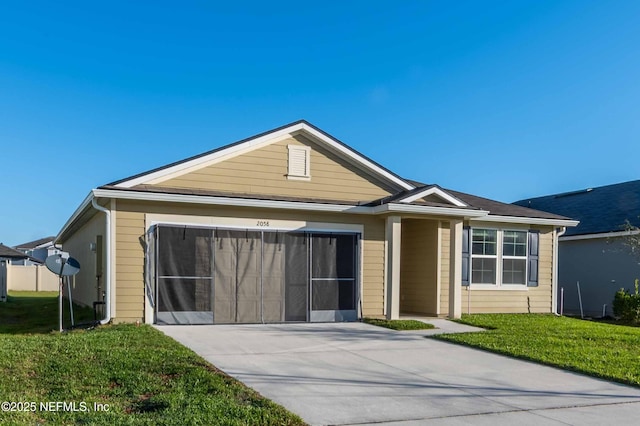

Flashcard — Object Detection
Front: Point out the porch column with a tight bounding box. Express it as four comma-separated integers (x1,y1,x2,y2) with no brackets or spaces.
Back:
449,219,463,319
385,216,401,320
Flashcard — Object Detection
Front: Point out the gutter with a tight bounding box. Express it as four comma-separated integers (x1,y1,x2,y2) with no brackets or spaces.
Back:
473,214,579,228
552,226,567,315
91,198,112,325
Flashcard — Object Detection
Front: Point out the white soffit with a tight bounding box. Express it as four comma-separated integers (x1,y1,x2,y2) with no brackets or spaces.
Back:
399,187,467,207
114,122,415,191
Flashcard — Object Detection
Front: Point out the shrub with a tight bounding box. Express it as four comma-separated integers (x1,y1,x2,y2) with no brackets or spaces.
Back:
613,279,640,323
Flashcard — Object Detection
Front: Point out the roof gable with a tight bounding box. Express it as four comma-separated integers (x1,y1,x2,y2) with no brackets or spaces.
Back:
397,185,467,207
111,120,414,192
147,132,399,203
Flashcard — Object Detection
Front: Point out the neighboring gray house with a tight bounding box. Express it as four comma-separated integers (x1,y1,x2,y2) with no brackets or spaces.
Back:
1,243,40,301
12,236,67,265
514,180,640,317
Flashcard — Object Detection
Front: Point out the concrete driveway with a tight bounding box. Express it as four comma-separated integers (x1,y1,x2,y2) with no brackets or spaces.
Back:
158,322,640,425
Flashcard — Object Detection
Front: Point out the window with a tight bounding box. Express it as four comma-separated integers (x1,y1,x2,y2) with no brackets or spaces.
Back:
471,229,497,284
287,145,311,179
502,230,527,285
470,228,528,287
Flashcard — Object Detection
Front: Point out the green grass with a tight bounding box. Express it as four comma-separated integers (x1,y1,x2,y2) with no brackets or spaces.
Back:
0,292,305,425
434,314,640,387
1,291,96,334
363,317,435,331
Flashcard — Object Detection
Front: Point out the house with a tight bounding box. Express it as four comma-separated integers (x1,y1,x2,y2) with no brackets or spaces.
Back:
56,120,577,325
1,243,42,301
514,180,640,317
12,236,67,265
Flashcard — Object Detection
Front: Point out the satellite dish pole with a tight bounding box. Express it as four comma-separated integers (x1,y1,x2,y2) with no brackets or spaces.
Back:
45,254,81,332
58,259,65,332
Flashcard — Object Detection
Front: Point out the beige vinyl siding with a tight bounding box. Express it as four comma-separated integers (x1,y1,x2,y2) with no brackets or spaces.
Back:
113,200,387,322
61,211,106,309
114,209,145,323
439,222,450,317
400,219,438,315
157,134,396,202
463,225,554,314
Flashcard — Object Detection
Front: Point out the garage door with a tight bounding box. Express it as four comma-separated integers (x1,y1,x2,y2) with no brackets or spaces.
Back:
150,225,359,325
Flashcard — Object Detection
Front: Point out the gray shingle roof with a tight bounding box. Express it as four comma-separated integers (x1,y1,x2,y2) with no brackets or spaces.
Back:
513,180,640,236
406,180,571,220
14,236,55,250
446,189,571,220
0,243,33,259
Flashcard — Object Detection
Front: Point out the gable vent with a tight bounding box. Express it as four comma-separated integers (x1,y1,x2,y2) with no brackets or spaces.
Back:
287,145,311,180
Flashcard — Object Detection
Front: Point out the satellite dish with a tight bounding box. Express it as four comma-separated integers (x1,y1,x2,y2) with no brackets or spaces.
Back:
45,254,81,277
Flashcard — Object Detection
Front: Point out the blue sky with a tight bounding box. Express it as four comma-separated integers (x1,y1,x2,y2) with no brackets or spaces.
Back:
1,1,639,246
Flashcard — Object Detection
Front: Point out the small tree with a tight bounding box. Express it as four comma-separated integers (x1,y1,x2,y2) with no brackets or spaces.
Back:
619,219,640,262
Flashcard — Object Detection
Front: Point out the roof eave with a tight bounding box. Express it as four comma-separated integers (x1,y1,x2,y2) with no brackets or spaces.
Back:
93,188,490,218
94,188,372,214
472,214,580,227
561,229,640,241
55,191,95,244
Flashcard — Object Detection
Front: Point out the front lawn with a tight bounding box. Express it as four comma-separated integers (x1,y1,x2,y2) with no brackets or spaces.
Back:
0,292,304,425
363,318,435,331
434,314,640,387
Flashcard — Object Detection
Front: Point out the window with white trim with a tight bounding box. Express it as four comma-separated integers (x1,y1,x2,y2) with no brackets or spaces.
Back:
470,228,528,286
501,230,527,285
287,145,311,179
471,229,497,284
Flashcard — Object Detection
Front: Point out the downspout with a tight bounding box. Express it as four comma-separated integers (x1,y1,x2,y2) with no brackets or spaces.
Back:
92,198,112,325
552,226,566,315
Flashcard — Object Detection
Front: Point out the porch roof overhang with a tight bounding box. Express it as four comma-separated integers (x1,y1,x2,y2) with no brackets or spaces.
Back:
369,203,487,217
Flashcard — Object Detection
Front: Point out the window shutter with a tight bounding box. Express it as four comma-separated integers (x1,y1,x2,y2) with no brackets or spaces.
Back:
462,226,470,286
527,230,539,287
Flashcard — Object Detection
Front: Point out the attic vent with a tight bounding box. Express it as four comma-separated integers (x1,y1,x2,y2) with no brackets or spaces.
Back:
287,145,311,180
